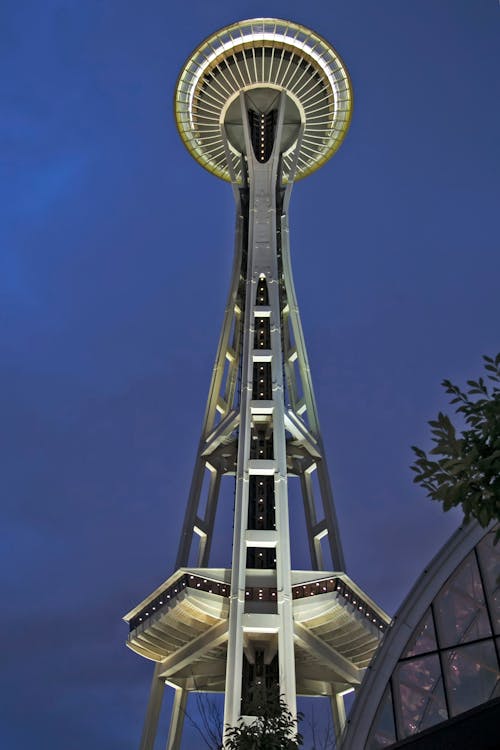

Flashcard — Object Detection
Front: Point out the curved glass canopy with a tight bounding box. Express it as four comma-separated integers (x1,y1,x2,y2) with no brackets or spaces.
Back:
341,523,500,749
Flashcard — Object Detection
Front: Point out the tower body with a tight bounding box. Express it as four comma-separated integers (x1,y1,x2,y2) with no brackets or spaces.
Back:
124,19,389,749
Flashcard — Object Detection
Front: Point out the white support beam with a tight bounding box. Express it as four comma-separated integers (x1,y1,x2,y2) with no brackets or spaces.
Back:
202,410,240,455
331,690,347,746
166,686,187,750
158,620,228,678
294,622,362,685
295,662,347,685
168,661,226,681
139,664,165,750
284,409,322,458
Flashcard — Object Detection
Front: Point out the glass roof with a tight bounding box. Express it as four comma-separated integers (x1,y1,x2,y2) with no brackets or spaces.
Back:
366,528,500,747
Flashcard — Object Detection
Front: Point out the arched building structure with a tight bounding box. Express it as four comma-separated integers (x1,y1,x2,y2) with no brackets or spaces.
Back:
340,521,500,749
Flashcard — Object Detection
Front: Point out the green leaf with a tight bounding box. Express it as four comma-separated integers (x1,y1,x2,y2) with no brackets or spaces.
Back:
411,353,500,530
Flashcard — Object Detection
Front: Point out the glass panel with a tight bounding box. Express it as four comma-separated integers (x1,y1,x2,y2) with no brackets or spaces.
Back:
477,530,500,634
403,608,438,657
434,552,492,648
393,654,448,738
365,684,397,749
443,640,500,716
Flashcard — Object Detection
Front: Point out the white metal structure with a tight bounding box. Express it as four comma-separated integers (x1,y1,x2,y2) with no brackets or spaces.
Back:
124,19,389,749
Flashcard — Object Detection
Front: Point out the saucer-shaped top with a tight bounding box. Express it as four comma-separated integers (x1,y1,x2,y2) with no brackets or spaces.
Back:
175,18,352,182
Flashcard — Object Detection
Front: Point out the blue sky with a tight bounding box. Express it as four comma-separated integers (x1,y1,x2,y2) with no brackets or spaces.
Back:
1,1,499,747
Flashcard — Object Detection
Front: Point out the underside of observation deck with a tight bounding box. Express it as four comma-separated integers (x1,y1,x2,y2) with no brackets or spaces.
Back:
125,569,389,696
175,17,352,182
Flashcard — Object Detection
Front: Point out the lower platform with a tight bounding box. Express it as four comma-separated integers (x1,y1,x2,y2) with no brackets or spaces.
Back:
124,568,390,696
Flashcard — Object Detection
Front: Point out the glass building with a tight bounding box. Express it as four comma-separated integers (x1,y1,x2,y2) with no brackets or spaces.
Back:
340,521,500,749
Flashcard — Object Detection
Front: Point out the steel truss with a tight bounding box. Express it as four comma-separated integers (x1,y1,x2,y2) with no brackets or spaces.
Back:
125,24,389,749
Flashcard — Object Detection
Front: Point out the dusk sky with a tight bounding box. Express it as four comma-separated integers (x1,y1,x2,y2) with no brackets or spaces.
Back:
1,1,499,747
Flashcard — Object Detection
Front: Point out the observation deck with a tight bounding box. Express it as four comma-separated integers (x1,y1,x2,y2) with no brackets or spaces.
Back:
174,18,352,183
124,569,389,696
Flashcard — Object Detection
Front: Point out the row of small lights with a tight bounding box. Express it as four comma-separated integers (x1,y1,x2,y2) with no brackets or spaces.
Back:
254,361,269,397
256,362,269,399
246,587,277,601
131,575,385,632
254,478,274,527
130,574,229,630
292,579,385,630
253,299,270,397
259,113,266,162
256,316,269,349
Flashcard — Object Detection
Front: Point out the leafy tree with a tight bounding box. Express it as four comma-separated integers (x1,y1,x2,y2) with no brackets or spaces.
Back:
411,353,500,539
224,695,303,750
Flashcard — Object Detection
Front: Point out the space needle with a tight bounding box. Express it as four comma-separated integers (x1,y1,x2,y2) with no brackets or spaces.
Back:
124,19,389,749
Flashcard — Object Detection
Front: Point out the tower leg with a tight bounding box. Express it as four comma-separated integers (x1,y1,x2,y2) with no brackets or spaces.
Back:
166,686,187,750
139,664,165,750
330,690,347,745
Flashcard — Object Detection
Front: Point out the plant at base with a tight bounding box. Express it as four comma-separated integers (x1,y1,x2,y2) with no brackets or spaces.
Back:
411,353,500,540
224,693,303,750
